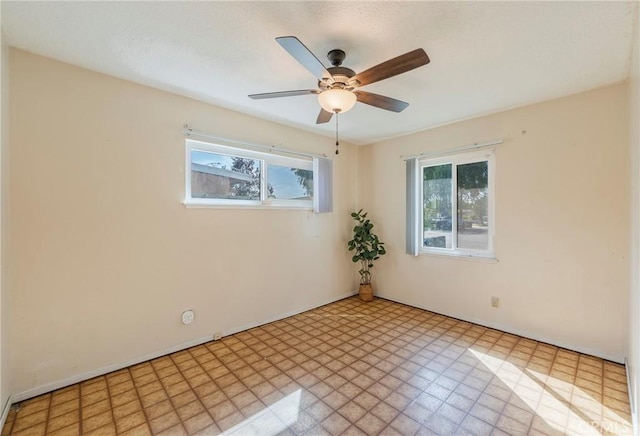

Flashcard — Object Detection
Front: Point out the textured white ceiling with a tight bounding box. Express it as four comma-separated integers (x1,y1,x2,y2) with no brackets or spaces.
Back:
2,1,636,145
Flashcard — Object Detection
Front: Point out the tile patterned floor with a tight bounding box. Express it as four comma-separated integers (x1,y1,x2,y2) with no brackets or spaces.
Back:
2,297,633,435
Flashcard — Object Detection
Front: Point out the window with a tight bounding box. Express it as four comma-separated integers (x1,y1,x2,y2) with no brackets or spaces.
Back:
409,149,494,258
267,165,313,201
185,139,316,208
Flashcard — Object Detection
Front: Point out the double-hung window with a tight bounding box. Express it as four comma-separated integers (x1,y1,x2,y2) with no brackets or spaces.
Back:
185,139,318,209
410,149,495,258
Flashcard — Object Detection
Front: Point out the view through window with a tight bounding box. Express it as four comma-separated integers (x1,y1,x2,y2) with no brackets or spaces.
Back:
186,140,314,208
421,150,494,257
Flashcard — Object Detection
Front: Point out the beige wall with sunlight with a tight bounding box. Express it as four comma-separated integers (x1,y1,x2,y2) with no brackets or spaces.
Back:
9,49,359,398
359,83,630,362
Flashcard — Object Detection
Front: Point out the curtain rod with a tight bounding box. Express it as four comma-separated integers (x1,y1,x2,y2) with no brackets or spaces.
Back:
401,139,503,161
182,124,326,159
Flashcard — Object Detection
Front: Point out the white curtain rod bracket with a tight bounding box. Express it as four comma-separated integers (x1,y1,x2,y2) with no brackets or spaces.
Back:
401,139,504,161
182,124,327,159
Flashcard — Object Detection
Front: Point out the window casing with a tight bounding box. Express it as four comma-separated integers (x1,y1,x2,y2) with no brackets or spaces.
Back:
185,139,314,208
419,150,495,258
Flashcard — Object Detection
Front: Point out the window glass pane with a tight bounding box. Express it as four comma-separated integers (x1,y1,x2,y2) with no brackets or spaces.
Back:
423,164,452,249
457,161,488,250
267,165,313,200
190,150,261,200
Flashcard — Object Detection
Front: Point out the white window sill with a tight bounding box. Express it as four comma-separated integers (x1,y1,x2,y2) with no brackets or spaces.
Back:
183,200,313,211
419,249,498,263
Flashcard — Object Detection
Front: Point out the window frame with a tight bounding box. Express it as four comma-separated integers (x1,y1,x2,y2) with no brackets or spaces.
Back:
184,139,314,209
418,149,495,259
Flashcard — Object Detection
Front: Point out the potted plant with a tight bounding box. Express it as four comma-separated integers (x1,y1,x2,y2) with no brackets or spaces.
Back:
347,209,386,302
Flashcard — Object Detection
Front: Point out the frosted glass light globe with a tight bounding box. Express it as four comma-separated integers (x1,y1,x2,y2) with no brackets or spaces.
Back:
317,89,357,113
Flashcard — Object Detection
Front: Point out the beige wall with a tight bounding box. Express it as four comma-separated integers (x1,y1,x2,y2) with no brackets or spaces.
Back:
359,83,630,362
0,5,10,415
627,2,639,431
9,49,359,398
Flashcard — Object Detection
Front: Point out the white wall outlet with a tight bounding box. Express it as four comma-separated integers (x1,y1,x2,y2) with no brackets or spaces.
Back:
181,310,195,325
491,297,500,308
213,332,222,341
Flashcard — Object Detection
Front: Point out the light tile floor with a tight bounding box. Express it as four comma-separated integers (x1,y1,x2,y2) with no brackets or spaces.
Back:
2,297,633,435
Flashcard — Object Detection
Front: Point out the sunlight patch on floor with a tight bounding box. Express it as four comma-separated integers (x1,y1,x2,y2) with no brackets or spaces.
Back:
223,389,301,436
469,349,632,435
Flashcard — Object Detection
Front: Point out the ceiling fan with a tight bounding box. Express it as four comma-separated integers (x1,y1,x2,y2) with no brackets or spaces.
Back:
249,36,430,124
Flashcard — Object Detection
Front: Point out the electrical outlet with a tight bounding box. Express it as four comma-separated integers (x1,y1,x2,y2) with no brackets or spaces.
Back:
491,297,500,308
213,332,222,341
181,310,195,324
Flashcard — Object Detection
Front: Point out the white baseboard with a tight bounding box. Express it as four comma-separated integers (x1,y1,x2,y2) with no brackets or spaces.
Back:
12,335,212,403
12,291,357,404
219,291,357,339
378,294,625,364
0,395,12,433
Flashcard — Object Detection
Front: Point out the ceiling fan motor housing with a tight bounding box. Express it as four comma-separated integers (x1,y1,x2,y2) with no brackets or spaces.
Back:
320,67,357,90
320,49,359,90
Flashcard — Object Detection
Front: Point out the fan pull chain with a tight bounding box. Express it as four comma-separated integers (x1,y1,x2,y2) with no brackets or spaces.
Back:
335,112,340,155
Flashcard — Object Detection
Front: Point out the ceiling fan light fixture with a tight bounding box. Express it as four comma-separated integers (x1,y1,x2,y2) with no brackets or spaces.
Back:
318,89,357,114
